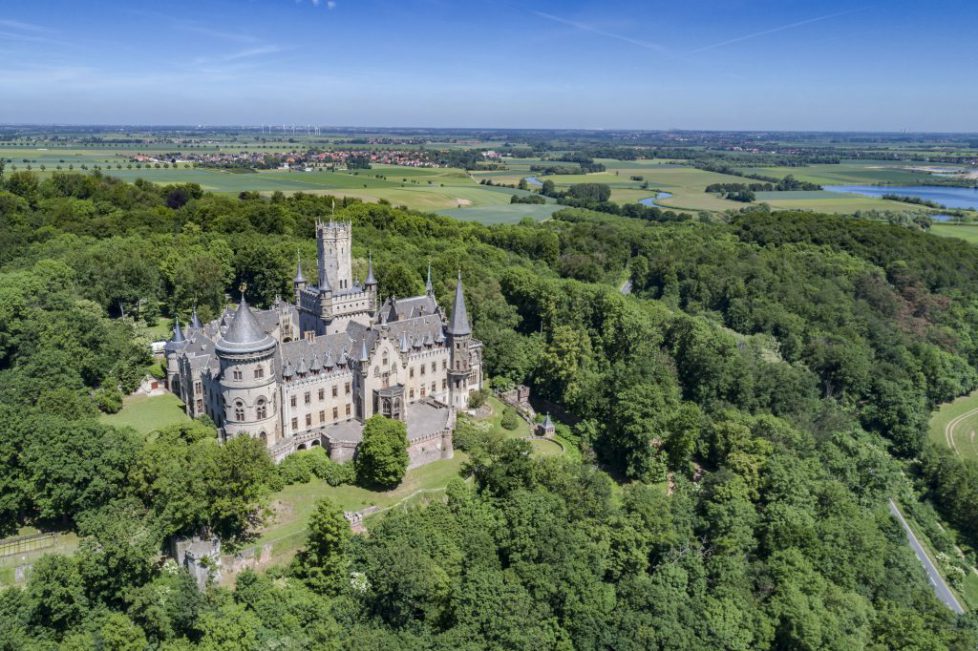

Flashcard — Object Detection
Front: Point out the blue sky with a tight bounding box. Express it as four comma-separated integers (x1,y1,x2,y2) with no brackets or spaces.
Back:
0,0,975,131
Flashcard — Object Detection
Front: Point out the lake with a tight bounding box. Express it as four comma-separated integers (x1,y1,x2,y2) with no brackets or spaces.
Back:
824,185,978,210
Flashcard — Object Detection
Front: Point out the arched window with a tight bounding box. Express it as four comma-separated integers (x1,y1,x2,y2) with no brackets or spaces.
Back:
234,400,245,421
256,397,267,419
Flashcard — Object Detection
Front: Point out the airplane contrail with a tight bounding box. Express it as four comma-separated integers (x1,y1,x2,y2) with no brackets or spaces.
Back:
532,10,668,54
686,7,869,54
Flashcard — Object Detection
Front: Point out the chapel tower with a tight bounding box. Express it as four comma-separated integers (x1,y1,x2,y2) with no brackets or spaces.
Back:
446,272,473,410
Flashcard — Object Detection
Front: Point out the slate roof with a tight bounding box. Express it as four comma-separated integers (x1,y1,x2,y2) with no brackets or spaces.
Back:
447,273,471,336
215,298,276,354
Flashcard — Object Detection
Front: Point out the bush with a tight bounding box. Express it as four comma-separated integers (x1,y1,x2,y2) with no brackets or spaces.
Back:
468,389,488,409
314,458,355,486
500,408,519,431
93,386,124,414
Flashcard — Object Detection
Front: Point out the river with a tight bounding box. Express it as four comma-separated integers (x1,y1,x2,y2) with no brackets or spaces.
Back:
639,192,673,207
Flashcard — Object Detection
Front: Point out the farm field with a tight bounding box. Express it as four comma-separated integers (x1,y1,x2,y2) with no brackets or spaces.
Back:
928,388,978,461
742,161,946,187
755,189,899,213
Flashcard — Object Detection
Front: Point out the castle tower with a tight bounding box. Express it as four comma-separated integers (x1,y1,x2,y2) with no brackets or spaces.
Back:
446,272,472,410
317,220,353,292
364,251,378,315
215,295,280,446
293,250,307,305
164,317,187,394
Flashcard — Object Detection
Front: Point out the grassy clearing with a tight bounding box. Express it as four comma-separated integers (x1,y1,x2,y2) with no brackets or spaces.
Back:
930,224,978,245
928,388,978,461
100,393,190,435
437,203,561,224
0,531,81,587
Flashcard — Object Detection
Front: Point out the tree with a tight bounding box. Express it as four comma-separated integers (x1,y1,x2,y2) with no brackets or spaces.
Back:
292,497,350,594
377,261,424,299
355,415,408,488
25,554,88,635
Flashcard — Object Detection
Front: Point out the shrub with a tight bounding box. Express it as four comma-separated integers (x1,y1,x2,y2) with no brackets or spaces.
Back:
500,408,519,431
468,389,488,409
93,386,124,414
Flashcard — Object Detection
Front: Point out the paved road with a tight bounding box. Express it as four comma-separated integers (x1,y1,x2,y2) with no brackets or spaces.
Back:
889,498,965,614
619,279,632,295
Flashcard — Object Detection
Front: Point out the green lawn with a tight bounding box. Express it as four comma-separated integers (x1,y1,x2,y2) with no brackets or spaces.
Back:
0,531,80,587
928,388,978,461
930,224,978,245
100,393,190,435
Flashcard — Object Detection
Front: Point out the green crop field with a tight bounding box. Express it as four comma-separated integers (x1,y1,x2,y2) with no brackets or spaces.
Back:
743,161,942,187
928,389,978,461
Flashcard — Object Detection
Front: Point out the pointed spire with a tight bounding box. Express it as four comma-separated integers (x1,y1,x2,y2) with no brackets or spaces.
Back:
365,251,377,287
216,294,275,354
190,306,202,331
294,250,306,284
446,271,471,336
400,331,409,353
359,339,369,362
425,261,433,295
172,317,185,343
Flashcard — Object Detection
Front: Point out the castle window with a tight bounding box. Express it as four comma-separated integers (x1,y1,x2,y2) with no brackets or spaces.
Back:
409,367,414,378
345,404,351,416
420,365,425,376
382,353,388,366
319,410,325,423
196,399,204,412
333,407,338,419
292,418,298,431
344,382,351,395
254,366,264,379
290,395,297,408
431,382,436,393
332,385,338,398
442,360,447,370
442,379,447,390
410,388,415,399
305,414,312,427
256,398,267,419
318,388,325,401
234,400,245,421
304,391,311,405
430,362,436,373
420,386,426,397
233,369,242,380
195,381,202,395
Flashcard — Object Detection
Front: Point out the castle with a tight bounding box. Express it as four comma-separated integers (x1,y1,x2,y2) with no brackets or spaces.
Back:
164,221,483,467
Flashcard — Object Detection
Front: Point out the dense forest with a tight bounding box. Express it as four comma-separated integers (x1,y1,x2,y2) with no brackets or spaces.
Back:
2,170,978,648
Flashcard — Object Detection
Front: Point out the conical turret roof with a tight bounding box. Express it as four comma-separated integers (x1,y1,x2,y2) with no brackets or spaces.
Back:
190,308,202,331
365,252,377,287
359,339,369,362
425,262,433,294
446,272,471,336
216,296,276,354
165,318,187,353
294,251,306,284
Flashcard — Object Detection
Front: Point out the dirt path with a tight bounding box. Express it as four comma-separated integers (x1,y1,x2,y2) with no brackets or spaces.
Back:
944,407,978,456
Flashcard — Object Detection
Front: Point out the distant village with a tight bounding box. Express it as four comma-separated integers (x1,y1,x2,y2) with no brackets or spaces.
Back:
129,148,458,171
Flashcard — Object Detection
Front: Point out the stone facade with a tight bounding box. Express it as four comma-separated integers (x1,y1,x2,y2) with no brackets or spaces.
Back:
164,221,482,467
